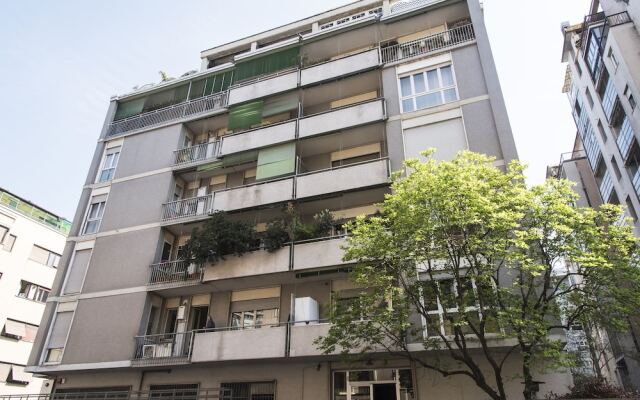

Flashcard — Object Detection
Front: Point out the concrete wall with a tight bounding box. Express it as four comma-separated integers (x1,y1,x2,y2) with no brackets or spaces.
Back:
81,227,161,293
220,121,296,156
296,159,388,199
299,99,385,138
213,178,294,211
203,246,290,281
228,71,298,105
62,292,147,364
115,125,183,179
191,326,287,362
301,49,379,86
461,100,503,160
293,238,348,270
99,173,173,232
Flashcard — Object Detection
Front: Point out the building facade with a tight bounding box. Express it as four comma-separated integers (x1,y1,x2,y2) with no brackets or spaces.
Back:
26,1,570,399
553,0,640,390
0,188,70,394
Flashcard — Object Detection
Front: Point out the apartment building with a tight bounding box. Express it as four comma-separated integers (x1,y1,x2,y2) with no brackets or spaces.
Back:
552,0,640,390
0,188,70,394
24,0,571,399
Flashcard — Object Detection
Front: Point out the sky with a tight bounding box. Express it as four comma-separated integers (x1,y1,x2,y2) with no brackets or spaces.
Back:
0,0,591,220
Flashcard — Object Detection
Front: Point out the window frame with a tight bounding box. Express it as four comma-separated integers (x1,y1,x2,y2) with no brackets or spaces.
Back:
82,195,107,235
398,63,459,114
17,280,51,303
98,149,121,183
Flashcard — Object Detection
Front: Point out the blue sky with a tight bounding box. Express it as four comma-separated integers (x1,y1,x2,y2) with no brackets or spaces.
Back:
0,0,590,219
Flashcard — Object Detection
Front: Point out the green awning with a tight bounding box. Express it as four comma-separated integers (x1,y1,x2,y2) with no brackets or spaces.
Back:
228,101,264,131
234,47,300,83
256,143,296,180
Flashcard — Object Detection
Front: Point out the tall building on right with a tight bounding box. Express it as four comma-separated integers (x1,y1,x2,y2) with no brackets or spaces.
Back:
558,0,640,390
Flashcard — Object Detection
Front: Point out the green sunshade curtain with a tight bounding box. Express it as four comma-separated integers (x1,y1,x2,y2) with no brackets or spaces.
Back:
256,143,296,181
228,101,264,131
197,160,224,172
234,47,300,83
189,70,235,100
141,84,189,113
114,97,145,121
222,151,259,168
263,93,299,117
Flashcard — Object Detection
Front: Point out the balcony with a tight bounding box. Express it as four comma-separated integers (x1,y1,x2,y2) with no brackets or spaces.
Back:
599,170,614,203
616,118,635,161
380,23,475,64
212,177,295,212
299,99,385,138
289,323,331,357
293,237,349,270
173,141,221,168
228,69,298,106
297,158,390,199
202,246,291,282
190,325,287,363
148,260,203,289
0,189,71,234
107,92,228,137
300,49,379,86
161,194,213,222
219,120,297,156
131,332,193,367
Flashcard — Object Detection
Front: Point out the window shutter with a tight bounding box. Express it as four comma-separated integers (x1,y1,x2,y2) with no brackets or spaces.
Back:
228,101,264,131
63,249,92,295
29,246,49,264
256,143,296,180
0,363,10,382
8,365,31,384
47,312,73,349
4,320,27,338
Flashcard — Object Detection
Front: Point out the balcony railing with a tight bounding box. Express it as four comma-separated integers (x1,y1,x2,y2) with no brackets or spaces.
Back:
173,141,221,166
132,332,193,366
381,23,475,64
161,194,213,221
0,190,71,234
107,91,228,137
148,260,203,288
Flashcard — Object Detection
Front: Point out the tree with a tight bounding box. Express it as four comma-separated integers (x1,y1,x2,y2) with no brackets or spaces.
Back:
182,211,257,265
316,151,640,400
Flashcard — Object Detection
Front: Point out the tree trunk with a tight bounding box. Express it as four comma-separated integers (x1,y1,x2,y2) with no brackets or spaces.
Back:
522,353,539,400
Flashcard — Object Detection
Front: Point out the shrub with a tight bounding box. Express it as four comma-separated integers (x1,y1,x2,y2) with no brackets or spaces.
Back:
546,376,637,399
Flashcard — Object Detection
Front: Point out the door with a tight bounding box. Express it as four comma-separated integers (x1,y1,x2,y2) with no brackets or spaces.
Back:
373,384,397,400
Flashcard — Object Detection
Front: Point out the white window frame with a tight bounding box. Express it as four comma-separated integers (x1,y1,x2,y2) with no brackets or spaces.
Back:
96,140,123,183
82,192,108,235
422,275,499,338
17,280,50,303
398,63,459,114
40,304,76,366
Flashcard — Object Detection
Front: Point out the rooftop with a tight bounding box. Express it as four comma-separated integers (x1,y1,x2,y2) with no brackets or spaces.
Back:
0,187,72,235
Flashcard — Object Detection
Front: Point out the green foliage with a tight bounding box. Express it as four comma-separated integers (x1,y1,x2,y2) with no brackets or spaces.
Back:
316,150,640,400
182,211,257,265
263,219,289,253
263,203,337,251
546,376,638,399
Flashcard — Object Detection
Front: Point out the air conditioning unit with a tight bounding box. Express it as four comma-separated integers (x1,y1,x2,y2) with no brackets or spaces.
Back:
155,342,173,357
142,345,156,358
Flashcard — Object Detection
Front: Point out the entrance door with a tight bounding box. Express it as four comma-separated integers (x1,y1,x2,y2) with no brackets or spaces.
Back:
372,383,397,400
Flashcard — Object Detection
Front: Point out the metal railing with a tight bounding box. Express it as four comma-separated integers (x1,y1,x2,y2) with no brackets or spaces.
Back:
173,141,221,166
0,389,233,400
132,332,194,365
607,11,632,27
559,149,587,165
148,260,203,287
107,91,228,137
380,23,475,64
0,190,71,234
161,194,213,221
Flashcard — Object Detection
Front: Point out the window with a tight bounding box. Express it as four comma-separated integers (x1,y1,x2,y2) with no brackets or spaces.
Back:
2,234,16,252
626,197,638,222
220,381,275,400
332,369,413,400
98,146,121,182
585,25,604,82
0,225,7,243
164,308,179,334
611,156,622,181
1,319,38,342
423,277,499,337
17,280,50,303
44,311,73,364
63,248,92,295
608,47,619,71
230,308,279,329
29,245,61,268
399,65,457,113
2,364,31,385
597,120,607,142
150,384,198,400
83,195,107,234
624,85,637,110
585,88,594,109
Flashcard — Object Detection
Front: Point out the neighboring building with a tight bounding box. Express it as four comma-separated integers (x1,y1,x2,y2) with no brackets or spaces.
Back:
0,188,70,394
24,0,570,399
551,0,640,390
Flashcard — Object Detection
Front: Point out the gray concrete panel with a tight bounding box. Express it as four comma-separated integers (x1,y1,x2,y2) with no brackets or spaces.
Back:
451,45,488,99
461,99,503,160
115,125,183,179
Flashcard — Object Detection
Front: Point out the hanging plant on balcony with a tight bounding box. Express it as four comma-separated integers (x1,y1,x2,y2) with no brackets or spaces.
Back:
262,204,336,252
182,211,257,265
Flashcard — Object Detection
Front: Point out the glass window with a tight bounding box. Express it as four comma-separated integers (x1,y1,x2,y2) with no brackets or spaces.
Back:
231,309,279,329
17,280,50,303
399,65,458,113
2,234,16,252
99,148,121,183
220,382,275,400
83,196,107,235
